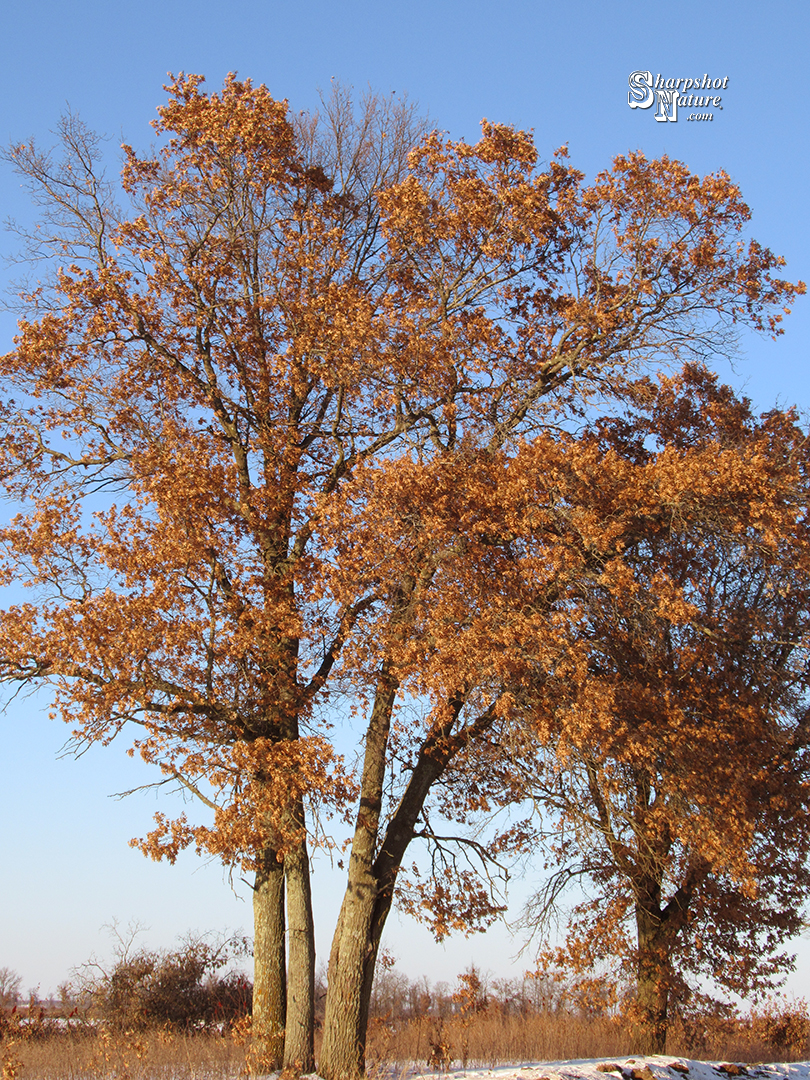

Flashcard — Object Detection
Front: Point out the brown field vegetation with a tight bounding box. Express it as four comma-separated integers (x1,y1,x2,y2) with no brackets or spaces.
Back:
2,964,808,1079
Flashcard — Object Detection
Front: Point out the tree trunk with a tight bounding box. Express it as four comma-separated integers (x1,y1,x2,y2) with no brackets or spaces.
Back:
634,905,670,1055
252,845,287,1070
320,858,381,1079
282,796,316,1074
319,671,399,1080
319,693,495,1080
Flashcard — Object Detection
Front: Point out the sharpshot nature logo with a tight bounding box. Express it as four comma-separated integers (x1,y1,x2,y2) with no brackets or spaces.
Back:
628,71,729,122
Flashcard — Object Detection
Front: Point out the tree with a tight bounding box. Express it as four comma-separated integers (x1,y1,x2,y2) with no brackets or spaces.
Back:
509,367,810,1053
0,968,22,1011
0,76,428,1072
0,76,802,1077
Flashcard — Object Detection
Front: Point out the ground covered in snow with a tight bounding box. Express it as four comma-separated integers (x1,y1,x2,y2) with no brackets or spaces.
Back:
382,1059,810,1080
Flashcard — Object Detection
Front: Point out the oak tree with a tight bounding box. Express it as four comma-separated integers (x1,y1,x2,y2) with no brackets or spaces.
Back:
0,76,803,1077
510,368,810,1053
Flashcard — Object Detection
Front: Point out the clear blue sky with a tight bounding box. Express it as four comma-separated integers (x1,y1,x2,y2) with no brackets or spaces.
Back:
1,0,809,998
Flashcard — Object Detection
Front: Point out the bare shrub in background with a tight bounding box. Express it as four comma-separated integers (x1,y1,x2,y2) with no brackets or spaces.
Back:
67,926,252,1030
0,970,22,1012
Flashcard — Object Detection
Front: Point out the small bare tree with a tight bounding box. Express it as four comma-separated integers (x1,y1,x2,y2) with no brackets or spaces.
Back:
0,968,22,1010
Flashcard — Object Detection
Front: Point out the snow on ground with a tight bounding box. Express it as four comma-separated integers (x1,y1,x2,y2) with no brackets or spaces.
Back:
368,1059,810,1080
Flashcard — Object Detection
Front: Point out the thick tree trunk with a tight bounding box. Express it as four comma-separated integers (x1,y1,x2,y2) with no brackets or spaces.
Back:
320,692,495,1080
319,672,398,1080
282,796,316,1074
252,846,287,1070
320,858,381,1079
634,905,670,1055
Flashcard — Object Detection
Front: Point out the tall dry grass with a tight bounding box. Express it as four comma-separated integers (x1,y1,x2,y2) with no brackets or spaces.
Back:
366,1008,631,1073
2,997,808,1078
364,1004,810,1074
1,1017,249,1080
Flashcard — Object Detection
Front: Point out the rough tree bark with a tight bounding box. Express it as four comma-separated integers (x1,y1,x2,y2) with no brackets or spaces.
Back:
318,670,400,1080
252,846,287,1069
319,695,497,1080
283,797,316,1074
634,892,671,1055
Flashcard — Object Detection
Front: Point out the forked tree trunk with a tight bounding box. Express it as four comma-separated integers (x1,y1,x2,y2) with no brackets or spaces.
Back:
318,827,407,1080
319,863,380,1079
318,794,435,1080
319,674,399,1080
319,693,494,1080
585,765,682,1058
282,796,316,1074
252,845,287,1070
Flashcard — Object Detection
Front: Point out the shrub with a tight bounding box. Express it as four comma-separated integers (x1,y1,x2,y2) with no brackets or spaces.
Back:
0,969,21,1012
756,998,810,1057
70,928,251,1030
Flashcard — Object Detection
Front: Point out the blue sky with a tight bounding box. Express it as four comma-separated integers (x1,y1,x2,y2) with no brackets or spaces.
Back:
1,0,809,998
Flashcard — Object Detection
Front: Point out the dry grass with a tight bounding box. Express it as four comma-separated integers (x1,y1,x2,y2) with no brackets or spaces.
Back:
364,1006,810,1074
1,1021,249,1079
366,1010,631,1073
2,1003,808,1079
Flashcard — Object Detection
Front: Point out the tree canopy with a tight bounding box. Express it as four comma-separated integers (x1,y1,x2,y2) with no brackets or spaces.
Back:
0,75,805,1076
504,367,810,1051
